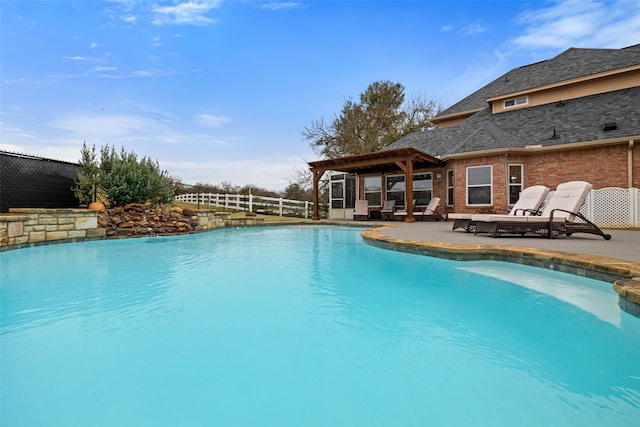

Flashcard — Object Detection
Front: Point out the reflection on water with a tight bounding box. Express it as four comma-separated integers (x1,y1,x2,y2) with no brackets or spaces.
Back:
458,264,622,326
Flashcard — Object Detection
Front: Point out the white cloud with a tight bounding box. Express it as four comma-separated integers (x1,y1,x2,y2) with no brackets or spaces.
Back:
261,2,302,11
441,24,454,32
65,55,103,63
163,154,307,190
88,66,119,73
514,0,640,49
89,42,103,48
194,113,230,127
461,23,488,36
152,0,221,26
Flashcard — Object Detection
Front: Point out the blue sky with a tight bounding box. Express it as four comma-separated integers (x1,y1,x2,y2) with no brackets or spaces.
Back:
1,0,639,191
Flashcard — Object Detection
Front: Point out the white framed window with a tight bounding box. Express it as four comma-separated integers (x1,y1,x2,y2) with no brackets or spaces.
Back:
385,174,405,205
364,176,382,207
508,164,523,205
466,165,492,205
413,172,432,205
446,170,454,206
504,96,528,108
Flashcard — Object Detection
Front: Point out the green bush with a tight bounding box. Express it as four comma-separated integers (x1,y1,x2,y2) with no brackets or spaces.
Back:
73,144,174,208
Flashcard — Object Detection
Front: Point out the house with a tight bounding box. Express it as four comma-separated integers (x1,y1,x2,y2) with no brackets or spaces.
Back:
309,44,640,222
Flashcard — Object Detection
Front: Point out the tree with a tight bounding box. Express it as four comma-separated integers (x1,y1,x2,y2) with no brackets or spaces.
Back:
303,80,442,158
72,142,100,205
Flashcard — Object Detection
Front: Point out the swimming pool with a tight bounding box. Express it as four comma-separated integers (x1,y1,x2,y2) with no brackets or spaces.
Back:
1,226,639,426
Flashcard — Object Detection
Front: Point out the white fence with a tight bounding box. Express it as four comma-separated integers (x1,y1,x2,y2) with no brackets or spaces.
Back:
580,187,640,228
177,187,640,227
555,187,639,228
175,193,315,219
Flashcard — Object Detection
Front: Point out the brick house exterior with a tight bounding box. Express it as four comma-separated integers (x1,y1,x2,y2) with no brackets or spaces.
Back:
309,44,640,221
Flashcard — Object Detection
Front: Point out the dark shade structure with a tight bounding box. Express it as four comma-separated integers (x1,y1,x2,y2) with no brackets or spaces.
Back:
0,151,80,213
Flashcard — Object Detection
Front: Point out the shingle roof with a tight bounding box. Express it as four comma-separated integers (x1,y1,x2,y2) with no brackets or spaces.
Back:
386,86,640,157
437,44,640,117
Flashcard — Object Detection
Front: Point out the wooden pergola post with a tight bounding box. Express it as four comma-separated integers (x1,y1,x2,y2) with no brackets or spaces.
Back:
311,168,325,220
396,159,415,223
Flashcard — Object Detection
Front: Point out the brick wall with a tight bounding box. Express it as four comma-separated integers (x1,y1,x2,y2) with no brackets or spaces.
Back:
447,142,637,213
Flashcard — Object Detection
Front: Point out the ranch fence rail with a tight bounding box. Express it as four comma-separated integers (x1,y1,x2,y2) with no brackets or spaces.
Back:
175,193,317,219
177,187,639,227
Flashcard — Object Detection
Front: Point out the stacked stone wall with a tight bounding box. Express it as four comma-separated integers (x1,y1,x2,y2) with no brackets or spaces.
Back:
1,206,263,250
1,208,105,249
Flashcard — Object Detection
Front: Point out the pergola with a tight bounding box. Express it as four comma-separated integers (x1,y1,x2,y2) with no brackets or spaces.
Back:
308,147,443,222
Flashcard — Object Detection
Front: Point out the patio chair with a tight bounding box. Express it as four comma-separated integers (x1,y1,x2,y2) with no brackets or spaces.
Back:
414,197,443,221
392,200,415,221
380,200,397,220
449,185,550,232
472,181,611,239
353,199,369,221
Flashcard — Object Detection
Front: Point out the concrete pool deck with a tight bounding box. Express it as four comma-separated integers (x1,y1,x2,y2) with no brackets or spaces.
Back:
342,220,640,317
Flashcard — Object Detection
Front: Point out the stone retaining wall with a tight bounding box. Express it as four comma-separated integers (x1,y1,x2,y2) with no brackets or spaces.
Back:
1,208,105,250
1,206,265,250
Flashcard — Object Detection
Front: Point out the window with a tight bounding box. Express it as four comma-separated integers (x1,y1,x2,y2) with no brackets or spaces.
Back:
504,96,528,108
364,176,382,207
413,173,432,205
447,170,454,206
466,165,492,205
508,165,523,205
385,175,405,205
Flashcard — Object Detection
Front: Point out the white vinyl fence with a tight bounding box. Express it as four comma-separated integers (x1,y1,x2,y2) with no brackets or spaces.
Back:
552,187,639,228
175,193,315,219
177,187,640,227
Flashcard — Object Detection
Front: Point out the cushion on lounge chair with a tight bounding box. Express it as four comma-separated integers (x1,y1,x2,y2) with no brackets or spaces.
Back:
470,181,610,239
353,200,369,221
450,185,550,231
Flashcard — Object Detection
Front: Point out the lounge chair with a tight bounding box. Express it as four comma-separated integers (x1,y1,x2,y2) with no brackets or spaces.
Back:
380,200,396,220
392,200,415,221
449,185,550,232
395,197,442,221
414,197,442,221
472,181,611,239
353,199,369,221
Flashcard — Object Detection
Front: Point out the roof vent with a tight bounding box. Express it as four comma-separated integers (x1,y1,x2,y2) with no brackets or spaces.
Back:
602,122,617,131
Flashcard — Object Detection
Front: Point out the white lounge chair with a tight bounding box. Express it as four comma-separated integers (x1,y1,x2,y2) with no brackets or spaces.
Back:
414,197,442,221
472,181,611,239
449,185,549,232
395,197,442,222
353,199,369,221
380,200,396,220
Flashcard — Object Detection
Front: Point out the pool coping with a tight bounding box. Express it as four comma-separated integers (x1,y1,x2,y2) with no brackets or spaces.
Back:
358,224,640,318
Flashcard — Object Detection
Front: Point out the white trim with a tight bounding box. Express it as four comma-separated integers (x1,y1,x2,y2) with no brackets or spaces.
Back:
508,164,523,205
504,96,528,108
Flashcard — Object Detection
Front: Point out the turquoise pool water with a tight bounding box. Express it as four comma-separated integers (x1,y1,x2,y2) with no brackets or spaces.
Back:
1,226,639,426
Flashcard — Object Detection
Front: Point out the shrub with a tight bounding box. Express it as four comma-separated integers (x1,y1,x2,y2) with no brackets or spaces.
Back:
74,144,174,208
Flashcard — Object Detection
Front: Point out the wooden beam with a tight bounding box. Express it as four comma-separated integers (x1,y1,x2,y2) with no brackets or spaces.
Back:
311,168,325,220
